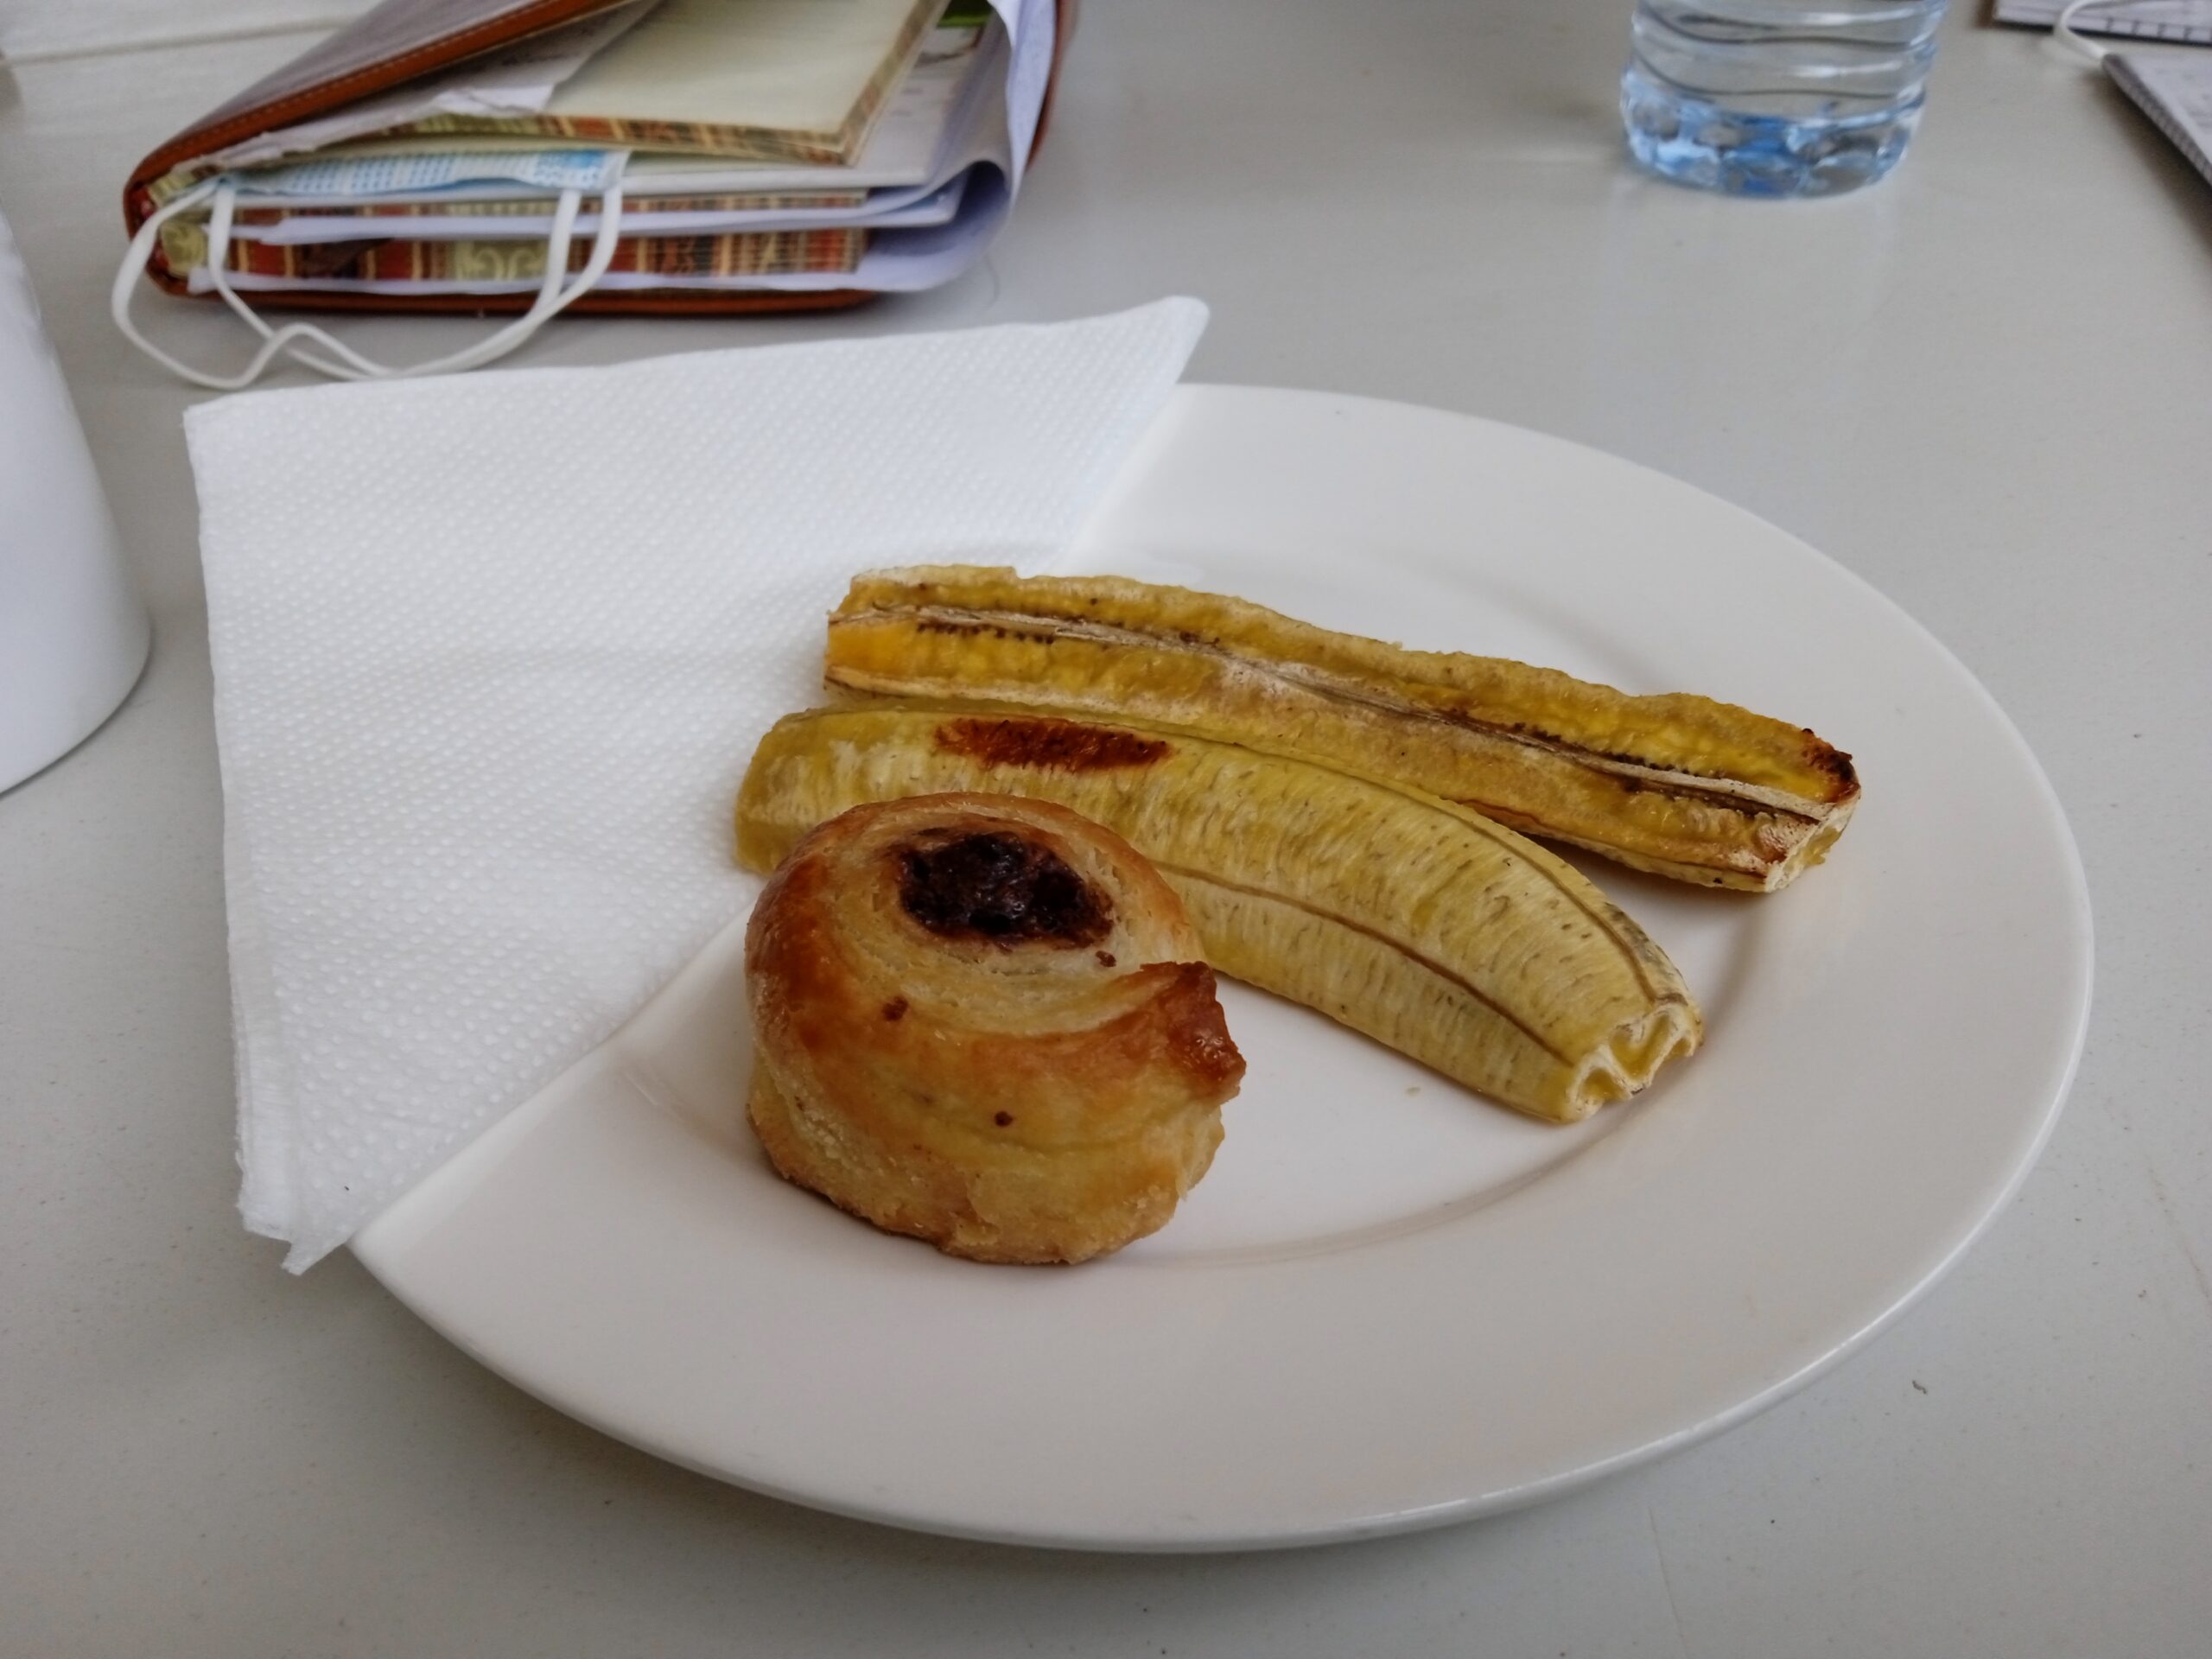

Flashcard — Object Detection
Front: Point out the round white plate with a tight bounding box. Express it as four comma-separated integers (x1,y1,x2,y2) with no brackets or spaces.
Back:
353,385,2092,1551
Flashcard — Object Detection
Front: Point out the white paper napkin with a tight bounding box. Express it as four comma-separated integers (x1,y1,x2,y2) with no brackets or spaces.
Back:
185,297,1209,1270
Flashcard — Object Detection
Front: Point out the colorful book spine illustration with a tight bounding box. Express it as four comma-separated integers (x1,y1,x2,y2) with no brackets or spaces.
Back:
160,221,865,283
228,192,865,225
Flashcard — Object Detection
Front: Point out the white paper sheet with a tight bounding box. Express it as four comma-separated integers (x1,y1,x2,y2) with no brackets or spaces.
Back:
240,175,969,245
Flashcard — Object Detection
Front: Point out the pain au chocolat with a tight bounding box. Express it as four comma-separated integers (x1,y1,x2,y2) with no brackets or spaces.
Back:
742,792,1243,1263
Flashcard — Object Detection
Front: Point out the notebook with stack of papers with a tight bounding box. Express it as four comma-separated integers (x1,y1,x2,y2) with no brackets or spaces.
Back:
123,0,1067,312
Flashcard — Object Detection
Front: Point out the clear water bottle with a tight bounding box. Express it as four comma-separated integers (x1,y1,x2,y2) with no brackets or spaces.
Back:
1622,0,1949,198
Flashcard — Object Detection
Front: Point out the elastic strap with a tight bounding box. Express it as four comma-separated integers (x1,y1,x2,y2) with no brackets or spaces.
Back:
112,163,629,389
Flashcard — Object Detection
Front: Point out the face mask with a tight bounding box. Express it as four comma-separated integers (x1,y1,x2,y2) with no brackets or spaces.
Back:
226,149,627,199
111,150,632,390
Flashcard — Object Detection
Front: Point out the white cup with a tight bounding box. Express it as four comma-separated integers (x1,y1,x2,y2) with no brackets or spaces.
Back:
0,203,150,792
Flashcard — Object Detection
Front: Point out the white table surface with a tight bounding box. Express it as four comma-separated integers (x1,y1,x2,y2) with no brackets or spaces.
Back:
4,3,2209,1654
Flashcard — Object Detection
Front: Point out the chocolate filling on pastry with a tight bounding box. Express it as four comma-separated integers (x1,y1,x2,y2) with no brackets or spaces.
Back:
896,831,1113,947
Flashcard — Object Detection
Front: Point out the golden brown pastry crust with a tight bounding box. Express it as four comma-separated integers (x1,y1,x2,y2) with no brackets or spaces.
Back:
744,792,1243,1263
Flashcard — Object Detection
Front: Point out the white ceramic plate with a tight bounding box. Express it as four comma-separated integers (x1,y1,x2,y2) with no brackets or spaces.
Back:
353,385,2092,1551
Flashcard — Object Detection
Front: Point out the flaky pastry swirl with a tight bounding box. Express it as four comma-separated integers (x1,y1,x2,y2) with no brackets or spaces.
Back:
744,792,1243,1263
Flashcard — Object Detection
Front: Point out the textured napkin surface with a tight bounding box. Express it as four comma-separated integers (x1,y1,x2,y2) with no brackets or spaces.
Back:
186,298,1208,1269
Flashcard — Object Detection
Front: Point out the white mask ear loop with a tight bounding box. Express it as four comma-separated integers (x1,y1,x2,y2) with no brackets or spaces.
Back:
2051,0,2118,62
204,178,624,380
112,160,628,390
111,179,322,391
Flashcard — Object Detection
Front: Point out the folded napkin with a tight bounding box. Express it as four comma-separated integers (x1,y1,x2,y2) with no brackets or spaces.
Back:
186,298,1209,1270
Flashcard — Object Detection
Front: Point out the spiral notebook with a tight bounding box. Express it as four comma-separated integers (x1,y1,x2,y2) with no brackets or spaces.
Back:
2107,49,2212,186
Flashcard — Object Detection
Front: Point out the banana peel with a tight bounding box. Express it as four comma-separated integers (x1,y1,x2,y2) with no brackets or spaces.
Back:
737,703,1701,1123
824,566,1857,893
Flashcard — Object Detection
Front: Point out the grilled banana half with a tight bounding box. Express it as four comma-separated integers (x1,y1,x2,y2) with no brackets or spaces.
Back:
737,704,1701,1123
824,566,1858,893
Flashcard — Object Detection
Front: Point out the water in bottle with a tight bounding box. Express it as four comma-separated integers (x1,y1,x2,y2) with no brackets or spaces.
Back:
1622,0,1949,198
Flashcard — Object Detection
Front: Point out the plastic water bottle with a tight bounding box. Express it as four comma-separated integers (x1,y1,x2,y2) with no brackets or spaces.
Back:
1622,0,1949,197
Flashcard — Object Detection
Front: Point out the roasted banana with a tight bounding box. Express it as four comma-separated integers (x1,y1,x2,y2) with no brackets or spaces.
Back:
737,704,1701,1123
823,566,1858,893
